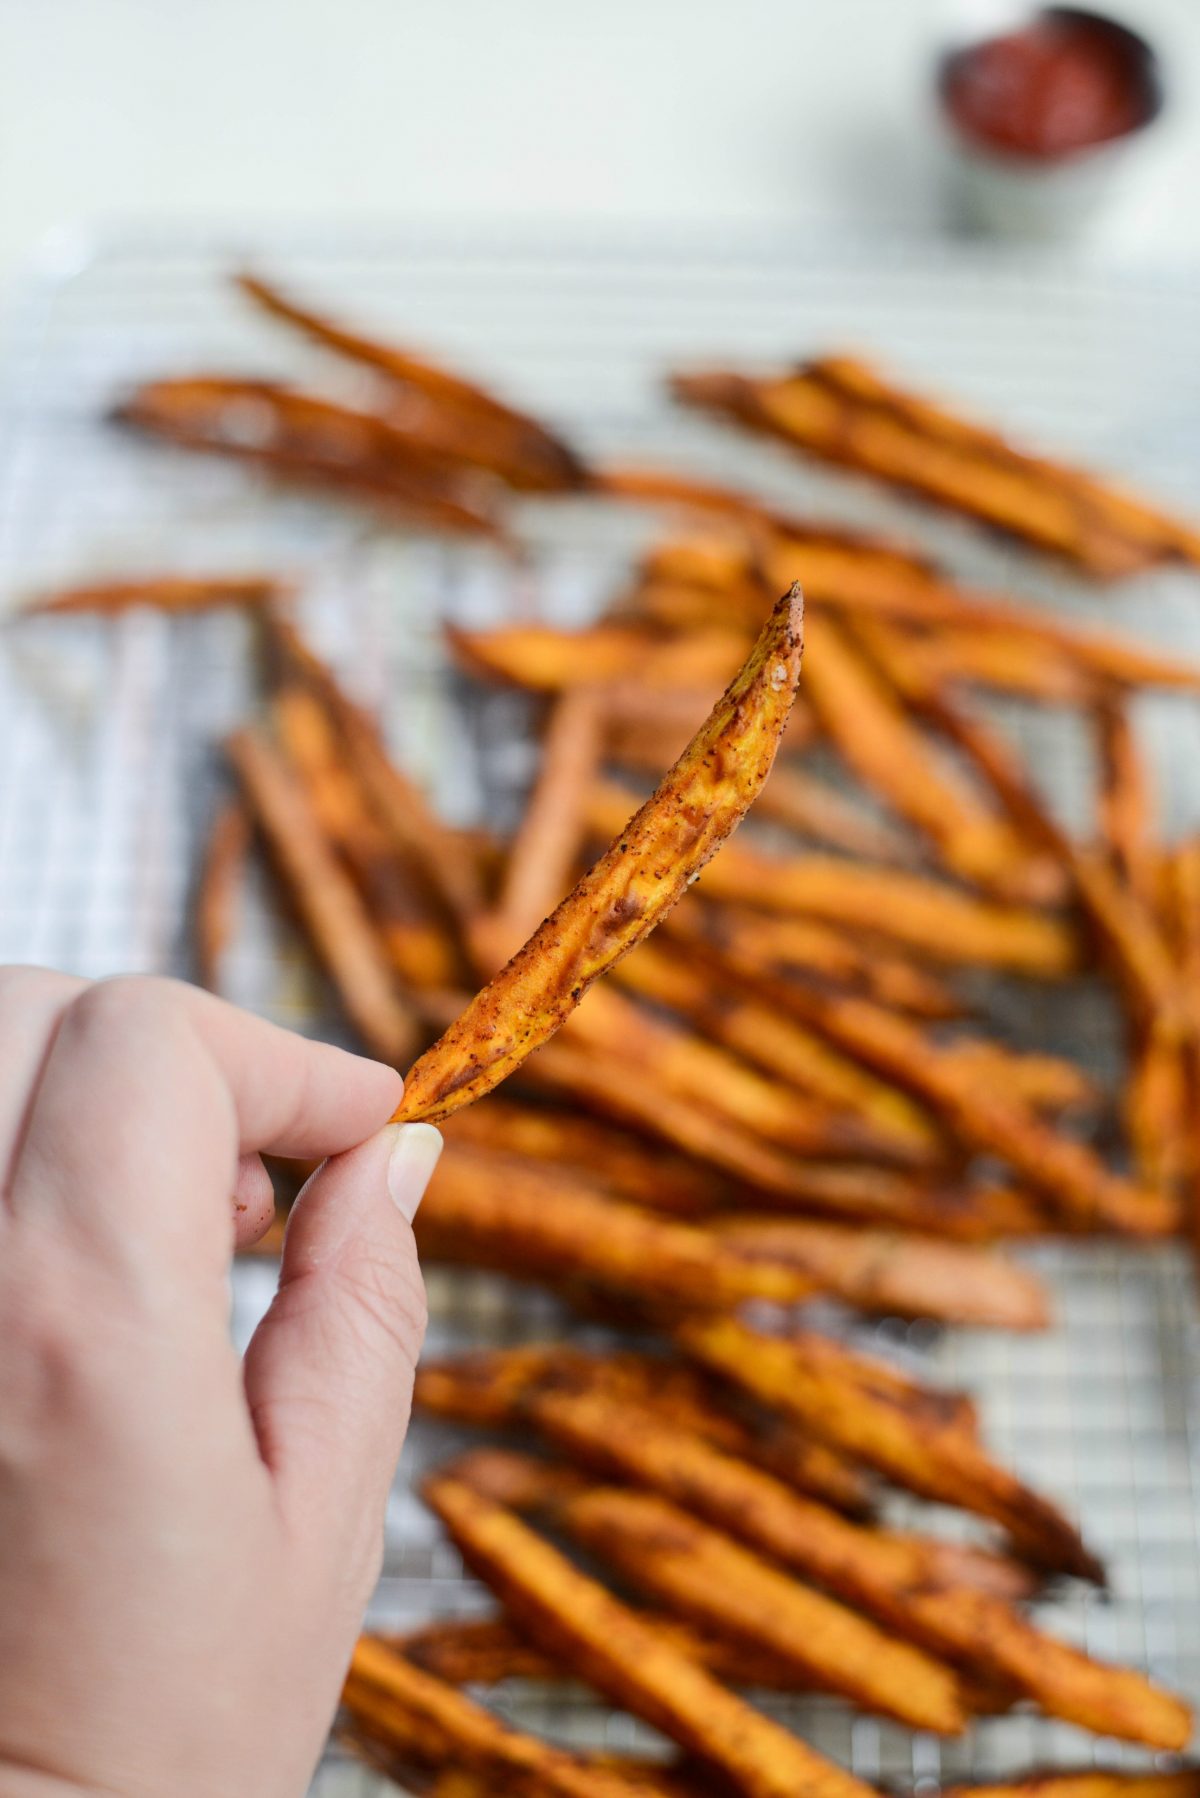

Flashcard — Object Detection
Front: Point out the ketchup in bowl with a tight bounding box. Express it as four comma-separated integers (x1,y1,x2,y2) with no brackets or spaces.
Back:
941,7,1161,162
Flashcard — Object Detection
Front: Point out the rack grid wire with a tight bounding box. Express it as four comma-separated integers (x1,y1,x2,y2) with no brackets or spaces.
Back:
3,228,1200,1796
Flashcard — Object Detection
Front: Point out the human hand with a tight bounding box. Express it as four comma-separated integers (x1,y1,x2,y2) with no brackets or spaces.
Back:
0,968,441,1798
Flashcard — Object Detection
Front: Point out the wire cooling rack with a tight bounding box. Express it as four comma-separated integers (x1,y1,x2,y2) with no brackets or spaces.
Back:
3,227,1200,1795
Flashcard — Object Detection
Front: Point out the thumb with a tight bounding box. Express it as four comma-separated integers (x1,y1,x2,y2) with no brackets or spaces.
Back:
243,1122,440,1542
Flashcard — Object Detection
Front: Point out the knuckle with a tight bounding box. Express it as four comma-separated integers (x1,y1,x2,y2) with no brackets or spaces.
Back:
66,973,179,1038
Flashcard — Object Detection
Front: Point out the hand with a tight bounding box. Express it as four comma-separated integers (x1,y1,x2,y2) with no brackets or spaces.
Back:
0,968,442,1798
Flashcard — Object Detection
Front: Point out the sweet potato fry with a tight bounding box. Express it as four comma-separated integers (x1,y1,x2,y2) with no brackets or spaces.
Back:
392,586,803,1122
712,1216,1049,1329
708,1160,1056,1239
114,376,504,535
1165,840,1200,1275
262,611,484,928
425,1471,896,1798
940,1040,1097,1117
861,627,1180,1025
394,1610,819,1693
462,1379,1036,1612
610,939,943,1163
663,901,964,1020
583,779,1078,975
679,1315,1104,1583
445,1455,963,1733
414,1142,821,1309
802,608,1062,902
193,797,252,994
674,356,1200,576
447,620,748,694
224,727,416,1063
421,1356,874,1549
345,1636,665,1798
488,688,606,961
236,270,588,492
1096,689,1157,905
22,573,284,618
565,982,931,1167
943,1776,1200,1798
270,682,463,990
761,983,1176,1238
442,1099,727,1217
893,624,1099,705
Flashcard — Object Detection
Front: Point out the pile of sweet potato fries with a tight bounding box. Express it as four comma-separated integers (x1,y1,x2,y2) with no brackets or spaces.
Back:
26,272,1200,1796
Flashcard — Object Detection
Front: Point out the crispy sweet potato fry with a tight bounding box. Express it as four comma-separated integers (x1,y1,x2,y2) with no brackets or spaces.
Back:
394,1610,821,1693
447,1455,963,1733
674,356,1200,575
663,901,964,1020
447,1422,1187,1744
1166,839,1200,1276
270,682,463,990
193,797,252,994
1096,690,1157,905
583,780,1079,976
712,1216,1050,1328
761,983,1175,1237
488,688,606,961
679,1315,1104,1583
114,376,504,536
943,1776,1200,1798
458,1379,1034,1609
802,608,1061,902
345,1636,664,1798
414,1143,822,1310
263,611,484,927
564,983,929,1167
236,270,588,492
710,1160,1056,1239
610,939,943,1163
225,727,416,1063
442,1100,727,1218
22,573,284,618
447,620,749,695
392,586,804,1123
424,1472,884,1798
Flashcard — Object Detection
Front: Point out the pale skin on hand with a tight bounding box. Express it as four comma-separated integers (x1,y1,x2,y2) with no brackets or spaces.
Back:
0,967,442,1798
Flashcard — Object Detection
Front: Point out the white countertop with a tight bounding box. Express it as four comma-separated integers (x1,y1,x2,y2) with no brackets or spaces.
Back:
1,0,1199,299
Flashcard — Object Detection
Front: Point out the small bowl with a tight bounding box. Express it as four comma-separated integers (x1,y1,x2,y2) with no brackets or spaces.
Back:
934,5,1166,239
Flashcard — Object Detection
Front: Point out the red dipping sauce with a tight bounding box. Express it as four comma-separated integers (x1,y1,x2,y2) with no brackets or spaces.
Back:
942,8,1159,160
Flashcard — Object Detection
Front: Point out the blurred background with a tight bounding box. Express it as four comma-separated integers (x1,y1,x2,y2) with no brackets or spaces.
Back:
1,0,1200,295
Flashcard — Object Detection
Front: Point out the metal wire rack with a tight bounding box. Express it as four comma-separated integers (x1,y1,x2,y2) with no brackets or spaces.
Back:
3,227,1200,1796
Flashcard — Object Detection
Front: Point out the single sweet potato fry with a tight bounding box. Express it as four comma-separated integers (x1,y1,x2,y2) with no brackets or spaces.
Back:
712,1216,1050,1329
393,587,803,1122
22,573,284,618
114,376,504,536
236,269,588,492
678,1315,1104,1583
488,687,606,962
1096,689,1158,906
193,797,252,994
225,727,416,1064
344,1636,665,1797
423,1473,884,1798
442,1099,727,1217
414,1142,821,1310
942,1776,1200,1798
270,682,463,990
447,619,748,694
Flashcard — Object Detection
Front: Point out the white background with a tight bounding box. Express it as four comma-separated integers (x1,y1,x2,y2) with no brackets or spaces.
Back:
1,0,1199,296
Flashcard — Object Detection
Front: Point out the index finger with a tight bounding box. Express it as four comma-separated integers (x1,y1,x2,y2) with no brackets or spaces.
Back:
8,977,402,1264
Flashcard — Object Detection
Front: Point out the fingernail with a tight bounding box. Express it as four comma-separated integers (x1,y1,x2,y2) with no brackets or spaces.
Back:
387,1122,443,1222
